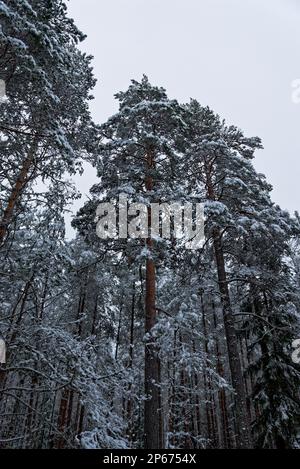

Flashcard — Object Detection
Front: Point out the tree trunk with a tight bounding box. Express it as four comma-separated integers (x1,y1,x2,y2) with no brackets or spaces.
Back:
144,148,162,449
205,161,252,448
0,143,36,245
212,299,232,448
126,280,136,442
201,296,218,448
213,233,252,448
56,388,70,449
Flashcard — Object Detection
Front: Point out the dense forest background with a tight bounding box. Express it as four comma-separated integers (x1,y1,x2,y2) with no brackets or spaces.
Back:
0,0,300,450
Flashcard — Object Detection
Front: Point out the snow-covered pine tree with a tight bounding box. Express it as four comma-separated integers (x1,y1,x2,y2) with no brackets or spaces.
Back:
0,0,97,245
180,100,263,448
74,75,187,449
182,99,300,448
234,207,300,448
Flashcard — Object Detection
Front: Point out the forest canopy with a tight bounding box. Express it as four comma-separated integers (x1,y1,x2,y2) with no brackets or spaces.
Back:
0,0,300,451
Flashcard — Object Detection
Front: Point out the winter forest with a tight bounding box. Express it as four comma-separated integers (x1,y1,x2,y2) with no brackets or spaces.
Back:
0,0,300,451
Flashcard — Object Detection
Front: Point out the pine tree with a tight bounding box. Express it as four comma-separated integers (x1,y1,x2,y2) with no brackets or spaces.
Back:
0,0,97,245
75,76,187,449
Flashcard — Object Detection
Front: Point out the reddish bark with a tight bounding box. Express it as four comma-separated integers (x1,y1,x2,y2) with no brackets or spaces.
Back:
144,149,163,449
0,144,36,245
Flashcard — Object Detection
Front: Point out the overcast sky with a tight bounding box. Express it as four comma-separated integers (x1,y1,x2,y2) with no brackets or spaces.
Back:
66,0,300,237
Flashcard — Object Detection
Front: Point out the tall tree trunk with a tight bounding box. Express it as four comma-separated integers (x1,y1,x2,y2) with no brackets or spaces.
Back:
212,299,232,448
192,339,202,446
115,305,123,361
201,295,218,448
213,233,252,448
56,388,70,449
0,143,36,245
126,280,136,442
144,148,162,449
168,330,177,448
205,162,252,448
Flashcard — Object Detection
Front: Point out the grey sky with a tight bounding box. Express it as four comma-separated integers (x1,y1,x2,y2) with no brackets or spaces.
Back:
66,0,300,237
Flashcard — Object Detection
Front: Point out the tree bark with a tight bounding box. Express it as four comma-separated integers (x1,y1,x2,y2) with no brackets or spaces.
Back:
201,296,218,448
0,143,36,245
204,160,252,448
56,388,70,449
213,233,252,448
212,299,232,448
126,280,135,442
144,149,162,449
